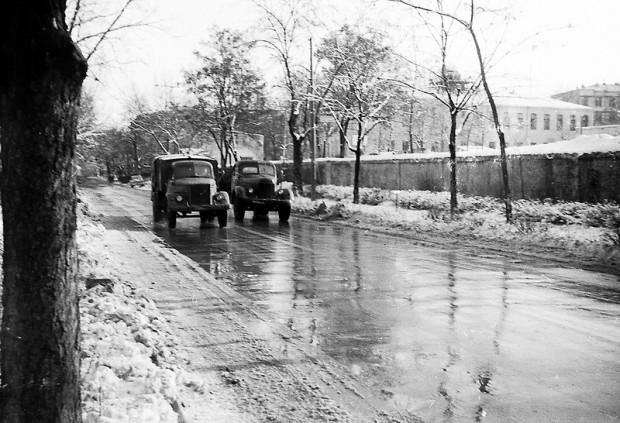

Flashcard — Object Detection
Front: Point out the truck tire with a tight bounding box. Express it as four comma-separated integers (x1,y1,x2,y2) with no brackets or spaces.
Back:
167,211,177,229
278,204,291,222
218,210,228,228
153,203,163,223
233,198,245,220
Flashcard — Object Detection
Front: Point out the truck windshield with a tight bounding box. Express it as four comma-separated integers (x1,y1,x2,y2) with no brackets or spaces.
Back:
173,161,213,179
259,164,276,176
239,163,275,175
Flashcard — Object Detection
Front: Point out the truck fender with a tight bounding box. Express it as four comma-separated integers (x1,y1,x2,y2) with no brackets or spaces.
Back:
218,191,230,205
233,186,246,200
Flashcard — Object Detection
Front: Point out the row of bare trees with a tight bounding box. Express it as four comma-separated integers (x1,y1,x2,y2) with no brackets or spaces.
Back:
252,0,512,218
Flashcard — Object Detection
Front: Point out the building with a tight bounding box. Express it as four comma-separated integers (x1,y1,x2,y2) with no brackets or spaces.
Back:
478,96,594,148
309,95,594,157
552,83,620,126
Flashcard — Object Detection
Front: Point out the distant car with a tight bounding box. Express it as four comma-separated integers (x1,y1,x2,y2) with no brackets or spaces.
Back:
231,160,291,221
129,175,145,188
151,154,230,229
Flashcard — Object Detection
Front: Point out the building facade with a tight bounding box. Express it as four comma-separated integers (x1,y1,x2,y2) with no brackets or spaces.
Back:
552,83,620,126
478,96,594,148
308,95,594,157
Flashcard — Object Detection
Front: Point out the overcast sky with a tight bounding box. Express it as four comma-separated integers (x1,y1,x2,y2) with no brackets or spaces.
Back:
86,0,620,126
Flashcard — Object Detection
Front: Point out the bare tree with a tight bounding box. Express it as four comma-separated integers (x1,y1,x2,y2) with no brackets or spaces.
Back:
253,0,316,195
185,29,267,168
391,0,513,221
394,3,482,215
0,2,87,421
319,26,401,204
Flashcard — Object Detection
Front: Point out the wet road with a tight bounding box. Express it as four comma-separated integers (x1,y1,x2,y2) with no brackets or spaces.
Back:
91,185,620,423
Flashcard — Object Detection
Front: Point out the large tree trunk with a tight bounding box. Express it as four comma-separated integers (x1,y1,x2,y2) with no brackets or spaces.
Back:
449,110,458,216
339,118,350,158
288,102,304,195
0,2,87,422
352,120,363,204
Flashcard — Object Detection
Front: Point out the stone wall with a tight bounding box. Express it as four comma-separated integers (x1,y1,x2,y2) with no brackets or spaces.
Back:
283,152,620,203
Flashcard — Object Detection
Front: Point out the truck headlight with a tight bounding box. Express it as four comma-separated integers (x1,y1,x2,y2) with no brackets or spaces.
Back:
175,194,184,203
248,187,254,194
213,193,224,203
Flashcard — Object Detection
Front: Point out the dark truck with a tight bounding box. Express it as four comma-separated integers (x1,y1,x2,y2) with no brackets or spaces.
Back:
231,160,292,221
151,154,230,229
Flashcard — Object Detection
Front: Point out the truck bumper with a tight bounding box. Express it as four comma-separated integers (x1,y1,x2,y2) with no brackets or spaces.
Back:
243,198,290,210
168,203,230,213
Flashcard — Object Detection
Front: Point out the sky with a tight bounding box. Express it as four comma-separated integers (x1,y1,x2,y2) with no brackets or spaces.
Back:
86,0,620,127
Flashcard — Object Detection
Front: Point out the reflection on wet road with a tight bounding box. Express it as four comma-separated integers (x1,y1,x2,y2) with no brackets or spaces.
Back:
152,214,620,423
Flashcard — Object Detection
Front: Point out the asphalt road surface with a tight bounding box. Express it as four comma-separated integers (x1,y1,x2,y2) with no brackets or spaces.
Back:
86,183,620,423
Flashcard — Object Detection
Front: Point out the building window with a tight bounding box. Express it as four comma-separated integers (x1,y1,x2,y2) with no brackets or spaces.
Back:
530,113,537,130
581,97,588,106
602,111,610,125
581,115,589,127
502,112,510,127
570,115,576,131
517,113,524,128
544,114,550,130
610,97,616,108
557,114,564,130
595,97,602,107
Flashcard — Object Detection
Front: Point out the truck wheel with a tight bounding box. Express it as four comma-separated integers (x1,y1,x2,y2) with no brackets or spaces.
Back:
153,203,163,223
167,211,177,229
278,205,291,222
233,198,245,220
218,210,228,228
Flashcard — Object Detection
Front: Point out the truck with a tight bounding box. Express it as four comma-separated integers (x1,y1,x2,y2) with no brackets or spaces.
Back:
230,159,292,222
151,154,230,229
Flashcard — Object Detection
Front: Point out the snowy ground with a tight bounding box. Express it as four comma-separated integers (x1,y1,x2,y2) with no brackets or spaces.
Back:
292,188,620,275
78,208,212,423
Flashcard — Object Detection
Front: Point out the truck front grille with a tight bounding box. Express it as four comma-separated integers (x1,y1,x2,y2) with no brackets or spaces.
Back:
255,182,275,199
189,185,210,205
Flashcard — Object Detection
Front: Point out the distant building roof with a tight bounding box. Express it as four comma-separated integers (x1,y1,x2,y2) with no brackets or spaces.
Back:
554,83,620,96
493,96,592,111
585,83,620,92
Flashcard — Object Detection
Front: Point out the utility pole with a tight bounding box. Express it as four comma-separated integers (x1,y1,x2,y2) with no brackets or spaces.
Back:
310,37,317,201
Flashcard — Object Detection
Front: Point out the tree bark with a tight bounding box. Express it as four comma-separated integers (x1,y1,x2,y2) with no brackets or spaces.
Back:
339,118,350,158
352,120,363,204
449,110,458,216
0,2,87,422
288,102,304,195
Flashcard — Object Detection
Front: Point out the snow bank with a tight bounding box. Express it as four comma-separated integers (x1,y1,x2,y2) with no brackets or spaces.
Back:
77,208,204,423
505,134,620,156
293,186,620,266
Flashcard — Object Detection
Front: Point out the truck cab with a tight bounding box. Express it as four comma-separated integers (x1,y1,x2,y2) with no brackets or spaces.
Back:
151,154,230,229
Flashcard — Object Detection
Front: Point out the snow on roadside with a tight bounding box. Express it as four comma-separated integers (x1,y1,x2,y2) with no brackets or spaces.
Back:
292,192,620,267
78,203,204,423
